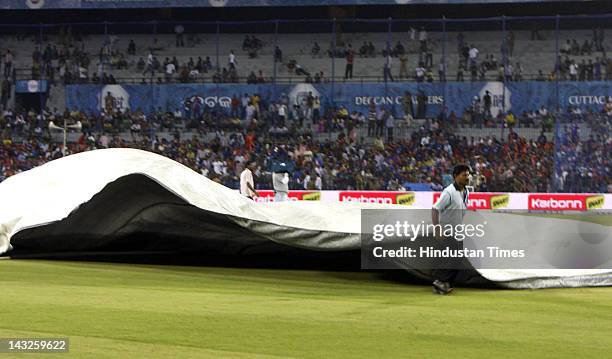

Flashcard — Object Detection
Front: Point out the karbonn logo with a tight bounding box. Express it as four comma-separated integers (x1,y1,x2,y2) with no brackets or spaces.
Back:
339,191,414,205
342,195,393,204
490,194,510,210
253,191,319,202
531,198,582,210
527,194,596,211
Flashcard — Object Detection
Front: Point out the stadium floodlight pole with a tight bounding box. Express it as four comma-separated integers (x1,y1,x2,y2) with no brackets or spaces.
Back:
216,21,220,72
330,18,336,141
49,118,82,157
501,15,506,114
555,15,560,112
442,16,447,107
103,21,108,86
273,20,278,93
385,17,391,96
38,24,44,116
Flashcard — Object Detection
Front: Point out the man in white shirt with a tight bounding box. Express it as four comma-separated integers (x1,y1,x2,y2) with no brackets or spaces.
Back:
415,66,425,82
278,103,287,122
569,61,578,81
468,45,479,67
418,27,428,52
229,51,237,70
431,164,471,295
144,52,154,76
165,62,175,82
240,162,259,200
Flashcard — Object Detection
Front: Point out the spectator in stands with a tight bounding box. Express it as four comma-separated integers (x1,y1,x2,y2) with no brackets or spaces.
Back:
504,63,513,82
468,44,479,68
175,24,185,47
385,110,394,141
143,51,154,77
418,27,428,54
482,91,492,117
311,42,320,57
383,53,394,82
561,39,571,55
457,32,465,54
399,53,408,80
1,78,10,110
257,71,266,84
367,42,376,57
438,59,446,82
344,45,354,80
595,58,603,80
571,39,580,55
189,67,199,82
507,31,515,58
470,62,478,82
137,57,145,71
3,49,12,78
569,61,578,81
415,63,425,82
128,40,136,55
514,62,523,81
580,40,592,56
204,57,212,72
424,43,433,68
295,63,309,77
228,50,237,70
579,60,586,81
165,61,176,82
247,71,257,85
456,64,465,82
393,41,405,57
274,46,282,63
359,42,368,58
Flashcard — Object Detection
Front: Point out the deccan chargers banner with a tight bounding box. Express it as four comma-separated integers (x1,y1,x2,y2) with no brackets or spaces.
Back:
67,82,612,118
8,0,578,10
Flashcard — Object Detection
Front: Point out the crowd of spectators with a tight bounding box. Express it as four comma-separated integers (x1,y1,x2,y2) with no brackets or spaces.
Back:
0,115,557,193
3,26,610,85
0,97,609,193
554,126,610,193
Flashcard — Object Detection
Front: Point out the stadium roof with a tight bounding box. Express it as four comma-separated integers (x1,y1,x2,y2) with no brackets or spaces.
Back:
7,0,585,10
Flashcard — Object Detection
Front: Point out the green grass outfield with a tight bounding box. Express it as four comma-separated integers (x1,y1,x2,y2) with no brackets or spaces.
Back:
1,260,611,358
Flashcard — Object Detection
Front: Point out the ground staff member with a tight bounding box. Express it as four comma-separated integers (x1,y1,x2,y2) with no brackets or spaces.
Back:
431,164,471,295
240,162,260,200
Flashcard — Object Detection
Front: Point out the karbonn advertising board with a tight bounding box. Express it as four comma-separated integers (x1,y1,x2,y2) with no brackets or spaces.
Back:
432,192,510,210
339,191,416,205
528,194,605,211
241,191,611,210
254,190,321,203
